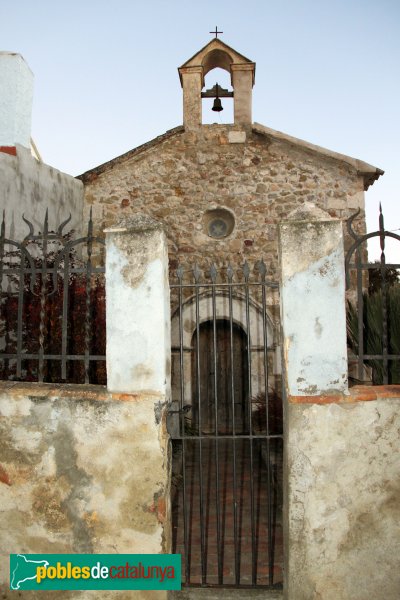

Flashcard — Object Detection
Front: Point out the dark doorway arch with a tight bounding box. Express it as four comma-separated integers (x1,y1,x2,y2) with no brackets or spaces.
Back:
191,319,248,434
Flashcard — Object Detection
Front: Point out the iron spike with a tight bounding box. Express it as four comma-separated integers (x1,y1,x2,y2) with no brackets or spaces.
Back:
257,259,267,280
44,208,49,234
22,214,35,240
346,209,361,241
210,263,217,282
193,263,201,283
379,204,385,252
57,213,72,238
88,207,93,237
227,263,234,281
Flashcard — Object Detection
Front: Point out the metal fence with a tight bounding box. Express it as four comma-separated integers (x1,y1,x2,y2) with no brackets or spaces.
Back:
345,205,400,384
168,261,283,589
0,210,106,384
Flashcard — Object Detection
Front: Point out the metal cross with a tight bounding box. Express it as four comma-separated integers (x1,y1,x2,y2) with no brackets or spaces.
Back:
209,26,223,38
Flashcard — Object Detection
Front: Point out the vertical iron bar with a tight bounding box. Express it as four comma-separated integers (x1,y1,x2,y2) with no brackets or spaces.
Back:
61,251,70,380
16,249,26,378
84,210,93,384
210,263,222,585
0,213,5,376
38,210,49,382
356,248,364,382
177,265,189,584
258,260,274,586
243,261,256,585
227,264,240,585
194,264,206,585
379,205,389,384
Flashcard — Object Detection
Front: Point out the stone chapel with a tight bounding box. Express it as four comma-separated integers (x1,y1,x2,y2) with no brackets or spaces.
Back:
79,36,383,273
78,36,383,398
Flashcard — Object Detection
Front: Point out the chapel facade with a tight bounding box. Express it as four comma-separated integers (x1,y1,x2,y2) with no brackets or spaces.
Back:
78,37,383,394
79,37,382,274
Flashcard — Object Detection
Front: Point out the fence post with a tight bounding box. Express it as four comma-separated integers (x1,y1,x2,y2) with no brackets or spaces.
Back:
279,202,348,397
278,202,348,600
104,215,172,569
105,214,171,395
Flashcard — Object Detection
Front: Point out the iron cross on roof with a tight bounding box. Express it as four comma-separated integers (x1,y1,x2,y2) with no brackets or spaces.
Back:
209,26,223,38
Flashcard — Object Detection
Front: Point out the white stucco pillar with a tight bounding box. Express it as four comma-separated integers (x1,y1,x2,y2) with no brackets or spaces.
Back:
105,215,171,395
278,202,348,396
0,52,33,148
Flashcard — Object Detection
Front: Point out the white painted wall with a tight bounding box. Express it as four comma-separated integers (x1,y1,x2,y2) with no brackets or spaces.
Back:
0,52,33,148
0,145,84,239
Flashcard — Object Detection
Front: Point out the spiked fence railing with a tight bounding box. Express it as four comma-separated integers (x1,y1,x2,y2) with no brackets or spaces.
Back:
345,205,400,384
0,210,106,384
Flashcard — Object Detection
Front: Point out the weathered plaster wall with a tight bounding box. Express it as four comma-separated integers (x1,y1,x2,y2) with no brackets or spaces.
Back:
0,52,33,148
279,205,348,396
80,125,366,278
105,215,171,395
285,388,400,600
0,382,170,600
0,145,84,239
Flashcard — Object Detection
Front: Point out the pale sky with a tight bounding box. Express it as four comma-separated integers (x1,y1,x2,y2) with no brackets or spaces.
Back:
1,0,399,260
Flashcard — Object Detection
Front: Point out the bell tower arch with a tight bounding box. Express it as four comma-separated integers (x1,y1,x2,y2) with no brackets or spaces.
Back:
178,38,255,130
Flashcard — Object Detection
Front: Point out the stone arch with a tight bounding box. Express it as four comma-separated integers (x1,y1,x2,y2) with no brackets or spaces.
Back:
171,291,279,407
171,290,275,350
202,49,233,76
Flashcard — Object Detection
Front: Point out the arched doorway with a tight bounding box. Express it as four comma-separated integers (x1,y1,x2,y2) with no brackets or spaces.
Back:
191,319,248,434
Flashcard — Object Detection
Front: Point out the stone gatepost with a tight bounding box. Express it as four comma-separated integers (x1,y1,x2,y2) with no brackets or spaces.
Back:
278,202,348,599
105,215,171,562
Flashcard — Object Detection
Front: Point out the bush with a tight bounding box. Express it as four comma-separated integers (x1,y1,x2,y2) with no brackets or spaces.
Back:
347,284,400,384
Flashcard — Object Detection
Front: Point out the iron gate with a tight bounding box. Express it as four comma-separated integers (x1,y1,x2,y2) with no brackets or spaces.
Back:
168,261,283,589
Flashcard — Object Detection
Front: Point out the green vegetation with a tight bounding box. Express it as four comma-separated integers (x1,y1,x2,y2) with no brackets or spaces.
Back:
347,283,400,384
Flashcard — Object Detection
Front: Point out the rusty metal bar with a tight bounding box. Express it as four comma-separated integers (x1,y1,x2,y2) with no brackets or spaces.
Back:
345,206,400,384
227,263,240,585
0,210,105,384
193,263,206,585
169,261,282,589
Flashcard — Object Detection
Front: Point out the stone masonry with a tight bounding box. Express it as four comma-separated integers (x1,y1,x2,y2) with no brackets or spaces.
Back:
79,123,380,282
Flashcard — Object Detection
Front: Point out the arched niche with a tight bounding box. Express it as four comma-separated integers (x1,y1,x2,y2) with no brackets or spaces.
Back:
202,49,233,76
171,290,275,350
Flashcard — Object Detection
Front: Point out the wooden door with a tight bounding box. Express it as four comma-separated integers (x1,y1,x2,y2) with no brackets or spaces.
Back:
192,320,248,434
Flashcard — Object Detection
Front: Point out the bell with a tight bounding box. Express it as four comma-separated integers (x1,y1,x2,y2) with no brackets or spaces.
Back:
212,97,223,112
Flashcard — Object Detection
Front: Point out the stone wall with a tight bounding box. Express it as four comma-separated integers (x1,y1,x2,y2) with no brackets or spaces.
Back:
0,382,170,600
286,388,400,600
279,205,400,599
80,124,367,279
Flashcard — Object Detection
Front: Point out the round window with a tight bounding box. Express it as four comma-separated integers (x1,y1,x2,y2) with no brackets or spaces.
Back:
203,208,235,239
208,218,229,238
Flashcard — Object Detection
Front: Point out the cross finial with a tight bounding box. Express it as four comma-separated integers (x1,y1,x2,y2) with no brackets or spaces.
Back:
210,26,223,38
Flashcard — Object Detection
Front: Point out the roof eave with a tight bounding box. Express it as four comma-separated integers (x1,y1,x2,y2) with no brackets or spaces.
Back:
252,122,384,190
77,126,185,183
